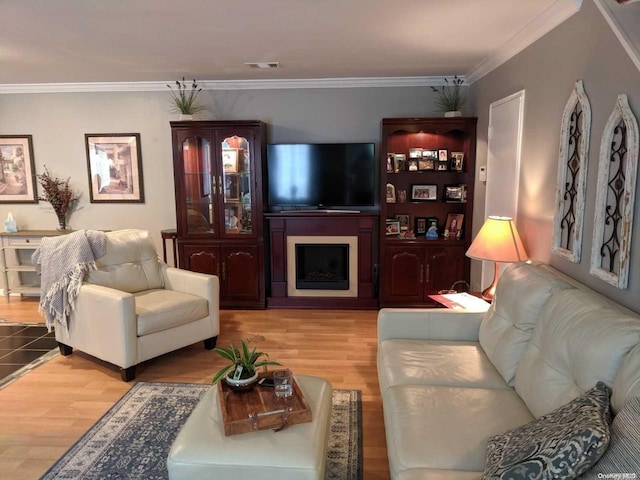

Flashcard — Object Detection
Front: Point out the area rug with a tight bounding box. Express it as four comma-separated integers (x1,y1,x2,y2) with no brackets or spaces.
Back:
40,381,362,480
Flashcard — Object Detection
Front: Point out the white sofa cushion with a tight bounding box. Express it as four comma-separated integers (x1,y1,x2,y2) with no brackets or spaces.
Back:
483,382,611,479
378,339,510,394
383,385,534,476
134,289,209,336
479,262,572,386
514,289,640,418
86,229,164,293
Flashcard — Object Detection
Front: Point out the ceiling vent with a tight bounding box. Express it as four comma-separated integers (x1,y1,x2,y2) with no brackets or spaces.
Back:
245,62,280,69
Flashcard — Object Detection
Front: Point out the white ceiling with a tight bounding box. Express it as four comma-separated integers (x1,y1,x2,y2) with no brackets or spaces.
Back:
1,0,580,88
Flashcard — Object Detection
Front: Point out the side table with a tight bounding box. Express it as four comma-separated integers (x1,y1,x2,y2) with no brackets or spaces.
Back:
160,228,178,267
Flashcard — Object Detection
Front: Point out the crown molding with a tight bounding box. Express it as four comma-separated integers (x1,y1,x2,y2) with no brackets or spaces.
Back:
466,0,582,84
0,76,461,94
593,0,640,73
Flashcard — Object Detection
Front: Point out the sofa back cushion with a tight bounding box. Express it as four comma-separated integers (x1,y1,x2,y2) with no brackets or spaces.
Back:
85,229,164,293
514,288,640,418
479,262,572,385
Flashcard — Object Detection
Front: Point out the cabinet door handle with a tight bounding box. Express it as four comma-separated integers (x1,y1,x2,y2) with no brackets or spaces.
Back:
419,264,424,283
218,176,222,196
425,264,430,283
222,261,226,280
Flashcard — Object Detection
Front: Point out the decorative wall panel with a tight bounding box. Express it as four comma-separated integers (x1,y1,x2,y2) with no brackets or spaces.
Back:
591,94,639,288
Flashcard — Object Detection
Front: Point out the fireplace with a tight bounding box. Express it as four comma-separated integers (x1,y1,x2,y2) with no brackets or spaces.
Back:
295,244,349,290
287,236,358,298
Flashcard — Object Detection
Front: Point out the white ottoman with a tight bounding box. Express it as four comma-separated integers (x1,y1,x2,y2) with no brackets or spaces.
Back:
167,375,333,480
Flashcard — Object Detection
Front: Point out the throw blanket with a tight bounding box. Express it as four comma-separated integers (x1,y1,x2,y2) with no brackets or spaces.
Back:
32,230,107,331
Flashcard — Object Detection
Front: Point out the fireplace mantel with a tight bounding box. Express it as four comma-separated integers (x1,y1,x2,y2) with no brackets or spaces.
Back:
265,213,379,309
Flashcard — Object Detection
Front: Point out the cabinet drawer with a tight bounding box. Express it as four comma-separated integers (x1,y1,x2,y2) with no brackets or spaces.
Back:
5,236,42,247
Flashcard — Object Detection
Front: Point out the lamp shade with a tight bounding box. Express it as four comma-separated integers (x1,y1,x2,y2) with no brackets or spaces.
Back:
466,216,528,263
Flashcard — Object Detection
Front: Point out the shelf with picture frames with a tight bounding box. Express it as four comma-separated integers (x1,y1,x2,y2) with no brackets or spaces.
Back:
379,117,477,307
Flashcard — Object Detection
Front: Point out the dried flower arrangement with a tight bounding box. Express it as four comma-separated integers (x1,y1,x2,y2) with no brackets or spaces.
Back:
37,165,78,229
167,77,205,116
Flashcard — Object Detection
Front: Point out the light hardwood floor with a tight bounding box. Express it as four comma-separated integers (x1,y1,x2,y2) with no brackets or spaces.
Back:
0,297,390,480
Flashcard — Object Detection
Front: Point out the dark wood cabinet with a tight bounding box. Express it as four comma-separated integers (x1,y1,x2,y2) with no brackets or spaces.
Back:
171,120,267,308
380,117,476,307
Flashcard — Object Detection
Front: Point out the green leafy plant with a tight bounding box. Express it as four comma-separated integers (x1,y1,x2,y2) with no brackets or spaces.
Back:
167,77,205,115
430,75,467,113
211,335,281,385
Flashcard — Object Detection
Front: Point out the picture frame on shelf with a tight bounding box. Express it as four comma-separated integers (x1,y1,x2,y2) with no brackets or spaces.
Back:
386,183,396,203
224,174,240,201
450,152,464,171
386,219,401,236
398,189,407,203
415,217,427,235
407,159,419,171
0,135,37,204
394,153,406,172
225,204,241,233
85,133,144,203
423,149,438,160
419,158,435,171
444,213,464,239
438,149,449,161
386,153,395,173
395,213,410,231
409,148,423,159
426,217,439,239
444,184,467,203
411,184,437,201
222,148,239,173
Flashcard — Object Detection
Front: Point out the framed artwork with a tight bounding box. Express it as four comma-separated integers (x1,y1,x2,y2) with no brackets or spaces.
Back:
222,148,239,173
385,219,400,236
438,149,449,161
224,174,240,201
409,148,423,159
395,213,410,231
386,183,396,203
386,153,395,173
411,184,437,201
394,153,406,172
85,133,144,203
444,213,464,239
407,159,419,171
225,204,241,232
418,158,435,171
0,135,37,203
450,152,465,171
422,149,438,160
398,189,407,203
415,217,427,235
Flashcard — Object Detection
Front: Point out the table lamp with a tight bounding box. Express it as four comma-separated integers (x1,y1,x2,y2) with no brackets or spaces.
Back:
465,216,528,301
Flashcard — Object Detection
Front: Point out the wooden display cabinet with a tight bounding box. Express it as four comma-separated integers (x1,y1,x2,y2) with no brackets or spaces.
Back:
170,120,267,308
379,117,477,307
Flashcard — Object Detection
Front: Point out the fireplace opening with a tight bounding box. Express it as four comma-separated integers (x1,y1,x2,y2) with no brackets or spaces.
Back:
295,244,349,290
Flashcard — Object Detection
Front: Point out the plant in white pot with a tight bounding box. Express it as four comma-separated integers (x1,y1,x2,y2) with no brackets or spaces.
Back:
167,77,205,119
431,75,466,117
211,336,281,392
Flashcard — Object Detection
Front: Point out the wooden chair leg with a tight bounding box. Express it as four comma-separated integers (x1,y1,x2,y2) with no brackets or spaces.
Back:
121,366,136,382
204,336,218,350
58,342,73,356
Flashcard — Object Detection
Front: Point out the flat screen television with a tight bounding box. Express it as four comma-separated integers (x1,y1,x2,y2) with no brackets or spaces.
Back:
266,143,377,211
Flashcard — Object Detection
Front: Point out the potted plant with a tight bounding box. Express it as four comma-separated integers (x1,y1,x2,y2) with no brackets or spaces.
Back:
431,75,466,117
167,77,205,119
212,335,281,392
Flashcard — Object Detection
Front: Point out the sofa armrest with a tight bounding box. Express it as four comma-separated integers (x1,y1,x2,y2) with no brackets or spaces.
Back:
56,283,138,368
377,308,484,344
162,266,220,334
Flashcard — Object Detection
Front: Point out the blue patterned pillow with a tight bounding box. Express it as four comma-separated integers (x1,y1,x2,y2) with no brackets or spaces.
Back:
578,396,640,479
483,382,612,480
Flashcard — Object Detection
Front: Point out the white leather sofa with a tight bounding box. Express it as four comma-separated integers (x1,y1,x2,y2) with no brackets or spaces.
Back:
378,261,640,479
55,229,220,381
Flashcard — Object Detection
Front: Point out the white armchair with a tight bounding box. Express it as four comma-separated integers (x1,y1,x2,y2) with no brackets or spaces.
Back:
54,229,219,381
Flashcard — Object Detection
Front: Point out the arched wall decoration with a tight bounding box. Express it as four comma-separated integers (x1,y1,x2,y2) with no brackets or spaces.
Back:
552,80,591,262
590,94,639,288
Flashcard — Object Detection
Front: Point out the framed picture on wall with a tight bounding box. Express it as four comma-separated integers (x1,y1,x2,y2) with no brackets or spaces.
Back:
85,133,144,203
0,135,38,203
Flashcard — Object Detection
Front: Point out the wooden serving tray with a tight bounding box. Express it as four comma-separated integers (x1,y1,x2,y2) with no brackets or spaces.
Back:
217,372,312,436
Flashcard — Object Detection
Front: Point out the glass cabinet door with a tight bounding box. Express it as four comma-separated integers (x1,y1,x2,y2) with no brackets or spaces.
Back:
181,135,215,235
220,134,253,236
